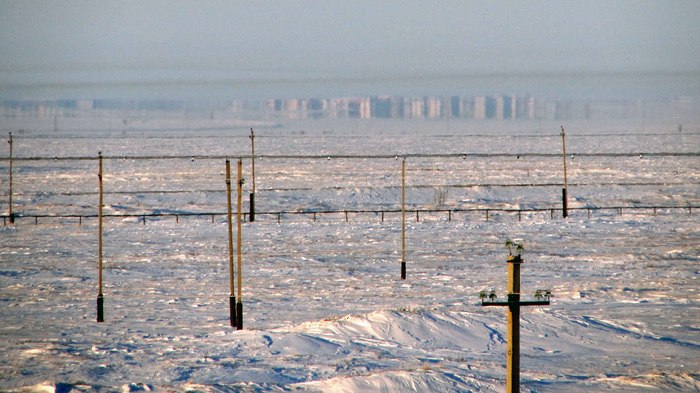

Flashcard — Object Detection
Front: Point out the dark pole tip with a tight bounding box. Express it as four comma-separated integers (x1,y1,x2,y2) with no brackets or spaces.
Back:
97,294,104,323
230,295,237,327
236,302,243,330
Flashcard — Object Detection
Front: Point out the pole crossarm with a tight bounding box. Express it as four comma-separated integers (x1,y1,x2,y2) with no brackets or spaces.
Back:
481,299,550,307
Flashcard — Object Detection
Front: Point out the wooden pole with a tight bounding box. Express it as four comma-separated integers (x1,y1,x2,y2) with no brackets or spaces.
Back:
97,152,104,322
250,129,255,195
7,132,13,223
249,128,256,222
506,257,521,393
482,253,550,393
236,159,243,330
401,158,406,280
560,126,568,218
225,160,237,327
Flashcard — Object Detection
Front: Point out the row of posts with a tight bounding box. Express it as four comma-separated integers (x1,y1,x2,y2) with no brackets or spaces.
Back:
96,154,251,330
6,129,555,391
5,128,570,227
2,128,565,338
93,132,386,326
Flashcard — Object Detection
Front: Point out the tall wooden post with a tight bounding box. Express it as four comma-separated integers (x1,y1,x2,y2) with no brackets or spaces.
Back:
401,158,406,280
97,152,104,322
560,126,568,218
7,132,13,223
225,160,237,327
249,128,256,222
506,257,522,392
236,159,244,330
482,253,550,393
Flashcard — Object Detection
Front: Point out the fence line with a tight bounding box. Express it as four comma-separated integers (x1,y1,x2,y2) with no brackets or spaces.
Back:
3,204,694,226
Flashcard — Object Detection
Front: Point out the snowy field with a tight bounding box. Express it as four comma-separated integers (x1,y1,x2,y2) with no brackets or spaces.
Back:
1,115,699,392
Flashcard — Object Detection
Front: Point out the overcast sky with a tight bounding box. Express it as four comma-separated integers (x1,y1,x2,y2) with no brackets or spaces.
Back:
1,1,699,99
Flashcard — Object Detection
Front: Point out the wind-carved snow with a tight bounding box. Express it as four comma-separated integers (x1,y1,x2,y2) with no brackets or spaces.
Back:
1,117,699,391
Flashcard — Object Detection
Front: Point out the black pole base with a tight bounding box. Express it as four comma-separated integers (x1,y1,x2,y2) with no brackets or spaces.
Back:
249,193,255,222
97,294,104,323
562,188,568,218
9,213,14,224
401,261,406,280
229,295,237,327
236,302,243,330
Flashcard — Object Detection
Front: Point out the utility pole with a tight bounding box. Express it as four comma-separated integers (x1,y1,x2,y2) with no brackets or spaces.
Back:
249,128,256,222
7,132,13,223
236,159,244,330
225,160,237,327
481,248,551,393
560,125,568,218
401,157,406,280
97,152,104,322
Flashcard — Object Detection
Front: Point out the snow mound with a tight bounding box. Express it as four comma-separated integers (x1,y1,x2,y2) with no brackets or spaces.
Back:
296,369,498,393
291,309,491,350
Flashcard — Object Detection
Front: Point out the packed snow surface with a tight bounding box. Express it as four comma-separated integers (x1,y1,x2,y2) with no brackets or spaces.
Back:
1,117,699,392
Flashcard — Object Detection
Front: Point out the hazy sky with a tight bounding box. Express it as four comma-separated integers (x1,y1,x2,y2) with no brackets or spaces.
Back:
1,0,699,99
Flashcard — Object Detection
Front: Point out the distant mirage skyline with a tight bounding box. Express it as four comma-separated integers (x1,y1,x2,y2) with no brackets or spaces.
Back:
1,1,699,100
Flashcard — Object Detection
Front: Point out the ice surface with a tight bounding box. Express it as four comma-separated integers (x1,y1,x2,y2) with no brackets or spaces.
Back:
1,116,699,391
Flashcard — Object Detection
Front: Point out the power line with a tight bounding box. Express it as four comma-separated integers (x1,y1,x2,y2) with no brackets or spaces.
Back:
3,151,698,161
6,181,699,197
